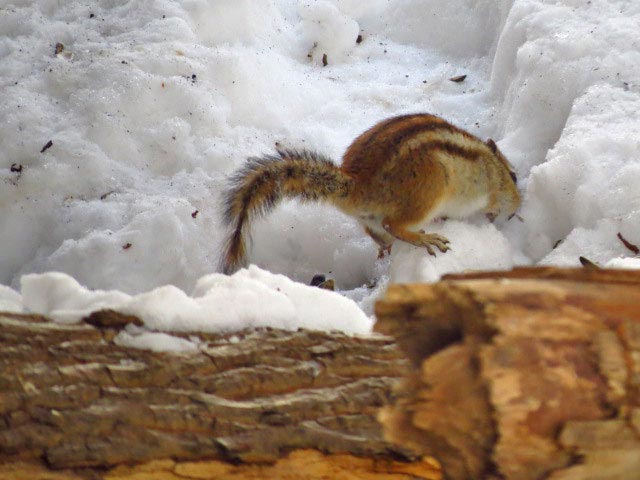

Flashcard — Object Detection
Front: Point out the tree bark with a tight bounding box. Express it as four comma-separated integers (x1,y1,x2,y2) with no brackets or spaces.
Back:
375,267,640,480
0,311,440,479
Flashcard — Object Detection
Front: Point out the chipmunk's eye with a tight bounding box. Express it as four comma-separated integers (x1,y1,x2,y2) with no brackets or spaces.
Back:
509,171,518,184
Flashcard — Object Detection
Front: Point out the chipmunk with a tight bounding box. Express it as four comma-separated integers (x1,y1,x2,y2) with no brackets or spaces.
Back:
221,113,521,274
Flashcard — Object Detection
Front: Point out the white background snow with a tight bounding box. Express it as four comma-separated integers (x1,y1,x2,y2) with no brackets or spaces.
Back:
1,0,639,348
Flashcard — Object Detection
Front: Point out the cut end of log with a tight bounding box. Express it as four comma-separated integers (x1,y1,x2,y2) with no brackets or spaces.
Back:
375,267,640,480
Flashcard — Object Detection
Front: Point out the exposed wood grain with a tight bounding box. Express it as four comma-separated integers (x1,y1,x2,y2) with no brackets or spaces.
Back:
376,267,640,480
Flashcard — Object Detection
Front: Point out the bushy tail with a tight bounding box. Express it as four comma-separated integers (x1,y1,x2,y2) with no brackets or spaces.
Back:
220,148,352,274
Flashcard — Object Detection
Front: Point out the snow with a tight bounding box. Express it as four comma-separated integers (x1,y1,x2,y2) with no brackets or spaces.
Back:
0,284,23,313
605,257,640,270
492,0,640,268
520,85,640,265
115,327,202,353
1,0,639,350
21,266,372,336
389,220,517,284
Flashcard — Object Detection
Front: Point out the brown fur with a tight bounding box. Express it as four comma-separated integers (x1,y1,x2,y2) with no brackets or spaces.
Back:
221,114,521,274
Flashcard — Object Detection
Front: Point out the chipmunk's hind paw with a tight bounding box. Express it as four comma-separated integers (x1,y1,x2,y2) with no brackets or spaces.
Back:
417,231,451,256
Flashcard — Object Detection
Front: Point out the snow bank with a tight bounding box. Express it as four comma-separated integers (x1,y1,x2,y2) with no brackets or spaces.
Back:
20,266,373,336
524,85,640,265
492,0,640,266
492,0,639,172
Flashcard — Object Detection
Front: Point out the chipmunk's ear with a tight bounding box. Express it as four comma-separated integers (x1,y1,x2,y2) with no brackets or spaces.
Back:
486,138,498,154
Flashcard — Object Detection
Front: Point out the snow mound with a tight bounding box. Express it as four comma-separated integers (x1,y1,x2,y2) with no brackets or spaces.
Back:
19,266,373,341
0,285,23,313
389,220,516,283
493,0,640,175
521,85,640,265
489,0,640,268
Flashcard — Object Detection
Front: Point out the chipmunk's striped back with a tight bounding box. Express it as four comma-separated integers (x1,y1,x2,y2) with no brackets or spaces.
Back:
341,113,519,225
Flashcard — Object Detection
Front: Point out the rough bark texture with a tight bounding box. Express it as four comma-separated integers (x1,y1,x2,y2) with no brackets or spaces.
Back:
0,311,440,479
375,267,640,480
3,266,640,479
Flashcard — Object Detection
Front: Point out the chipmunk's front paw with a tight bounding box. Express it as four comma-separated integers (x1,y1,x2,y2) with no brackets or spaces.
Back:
417,231,451,256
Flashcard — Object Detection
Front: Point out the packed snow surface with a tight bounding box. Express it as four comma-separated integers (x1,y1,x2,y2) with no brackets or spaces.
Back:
1,0,639,349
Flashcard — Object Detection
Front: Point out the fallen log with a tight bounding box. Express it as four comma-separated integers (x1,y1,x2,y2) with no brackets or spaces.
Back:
0,311,440,479
375,267,640,480
2,266,639,479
